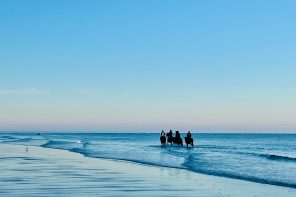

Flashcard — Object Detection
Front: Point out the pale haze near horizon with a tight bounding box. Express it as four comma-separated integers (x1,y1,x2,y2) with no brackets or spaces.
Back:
0,0,295,133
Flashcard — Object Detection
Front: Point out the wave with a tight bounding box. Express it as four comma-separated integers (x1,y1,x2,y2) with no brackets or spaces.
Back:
42,140,71,147
181,156,296,188
3,137,32,143
259,154,296,162
0,135,19,140
183,166,296,188
233,152,296,162
70,148,186,170
67,147,295,189
191,145,296,163
41,140,89,150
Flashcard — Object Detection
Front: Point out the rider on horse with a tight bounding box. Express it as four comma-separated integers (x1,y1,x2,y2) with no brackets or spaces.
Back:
160,130,166,146
173,131,183,146
185,131,194,147
166,130,173,145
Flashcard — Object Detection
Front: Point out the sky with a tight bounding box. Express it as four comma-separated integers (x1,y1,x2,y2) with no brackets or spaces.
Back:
0,0,295,132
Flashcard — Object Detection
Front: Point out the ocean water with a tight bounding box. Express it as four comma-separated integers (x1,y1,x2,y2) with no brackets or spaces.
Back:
0,133,295,188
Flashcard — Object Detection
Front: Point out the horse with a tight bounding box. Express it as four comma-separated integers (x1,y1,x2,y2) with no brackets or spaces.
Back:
185,137,194,147
160,135,166,146
166,134,173,145
172,137,183,146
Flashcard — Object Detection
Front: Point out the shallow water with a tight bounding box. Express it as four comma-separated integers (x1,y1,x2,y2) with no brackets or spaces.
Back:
1,133,295,188
2,143,295,197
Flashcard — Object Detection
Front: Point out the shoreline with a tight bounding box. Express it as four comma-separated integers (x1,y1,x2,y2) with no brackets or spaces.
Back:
40,140,295,189
54,147,295,189
0,143,295,197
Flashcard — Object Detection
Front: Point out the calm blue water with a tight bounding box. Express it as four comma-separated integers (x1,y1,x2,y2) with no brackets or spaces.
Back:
0,133,295,188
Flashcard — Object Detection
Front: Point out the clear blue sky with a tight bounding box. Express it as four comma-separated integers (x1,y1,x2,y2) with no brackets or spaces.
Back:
0,0,295,132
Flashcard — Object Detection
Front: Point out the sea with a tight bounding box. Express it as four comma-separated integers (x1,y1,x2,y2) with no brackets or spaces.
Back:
0,133,295,188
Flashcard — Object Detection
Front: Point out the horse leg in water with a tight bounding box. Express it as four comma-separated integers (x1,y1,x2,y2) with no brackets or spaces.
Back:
160,136,166,146
167,137,172,145
186,137,194,147
185,137,190,147
178,138,183,147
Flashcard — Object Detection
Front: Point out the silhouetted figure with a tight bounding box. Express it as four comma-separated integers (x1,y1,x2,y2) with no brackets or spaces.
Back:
185,131,194,147
187,131,191,138
172,131,183,146
175,131,181,139
160,130,166,146
166,130,173,145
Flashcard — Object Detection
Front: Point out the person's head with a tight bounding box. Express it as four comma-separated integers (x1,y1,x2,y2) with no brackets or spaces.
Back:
170,130,172,132
188,131,191,133
176,131,179,133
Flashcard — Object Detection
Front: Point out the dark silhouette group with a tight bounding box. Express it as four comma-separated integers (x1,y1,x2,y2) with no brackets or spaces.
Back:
160,130,194,147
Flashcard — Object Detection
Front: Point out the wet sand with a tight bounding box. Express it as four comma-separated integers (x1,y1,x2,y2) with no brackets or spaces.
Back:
0,143,294,197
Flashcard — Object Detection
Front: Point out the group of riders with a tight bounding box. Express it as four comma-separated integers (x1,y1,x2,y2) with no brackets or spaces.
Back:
160,130,194,147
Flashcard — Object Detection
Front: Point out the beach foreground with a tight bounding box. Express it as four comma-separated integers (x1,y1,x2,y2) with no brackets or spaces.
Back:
0,143,294,197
